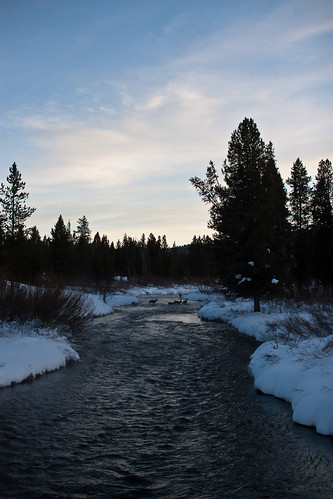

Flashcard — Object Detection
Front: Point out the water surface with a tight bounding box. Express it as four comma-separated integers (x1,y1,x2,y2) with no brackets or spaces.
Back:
0,296,332,498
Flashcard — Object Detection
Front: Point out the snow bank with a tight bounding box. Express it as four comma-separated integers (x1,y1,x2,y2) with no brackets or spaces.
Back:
84,291,140,316
198,299,271,340
107,292,140,308
199,297,333,436
3,283,332,437
0,285,212,388
0,330,79,388
249,336,333,436
86,293,114,316
0,288,143,388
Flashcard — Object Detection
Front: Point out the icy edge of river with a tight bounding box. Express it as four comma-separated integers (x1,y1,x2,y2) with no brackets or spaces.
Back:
0,289,136,388
1,287,332,437
0,335,80,387
199,300,333,436
0,286,196,388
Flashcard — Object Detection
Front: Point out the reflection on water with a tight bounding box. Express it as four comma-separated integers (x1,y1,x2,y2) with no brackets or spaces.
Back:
0,296,332,498
146,313,202,324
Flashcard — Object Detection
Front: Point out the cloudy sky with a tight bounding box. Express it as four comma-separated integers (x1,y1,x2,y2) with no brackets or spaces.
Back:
1,0,332,245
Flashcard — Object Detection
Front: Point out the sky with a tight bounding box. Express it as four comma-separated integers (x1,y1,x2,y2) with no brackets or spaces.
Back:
1,0,332,245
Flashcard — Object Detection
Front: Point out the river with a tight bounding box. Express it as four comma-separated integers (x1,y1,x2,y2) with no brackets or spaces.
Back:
0,295,332,498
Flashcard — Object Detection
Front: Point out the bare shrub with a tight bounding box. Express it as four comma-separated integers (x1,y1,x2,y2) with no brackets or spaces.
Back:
0,281,93,334
267,307,333,347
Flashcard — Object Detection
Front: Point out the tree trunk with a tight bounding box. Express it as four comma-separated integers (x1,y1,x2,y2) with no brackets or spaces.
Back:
253,293,260,313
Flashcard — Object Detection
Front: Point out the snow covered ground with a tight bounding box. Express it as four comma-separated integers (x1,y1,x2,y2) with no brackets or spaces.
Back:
0,289,141,388
1,285,332,436
0,286,193,388
199,297,333,436
0,325,80,387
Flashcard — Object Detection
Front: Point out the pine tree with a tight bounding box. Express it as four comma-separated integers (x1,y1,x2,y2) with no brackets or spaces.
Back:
311,159,333,287
190,118,289,311
170,242,184,280
188,235,215,279
287,158,312,231
0,162,36,239
159,235,170,276
50,215,73,278
0,162,36,317
261,142,290,282
139,233,148,276
286,158,312,287
0,163,36,289
147,233,160,276
91,232,114,287
119,233,138,278
25,225,44,282
73,215,92,281
74,215,91,245
311,159,333,229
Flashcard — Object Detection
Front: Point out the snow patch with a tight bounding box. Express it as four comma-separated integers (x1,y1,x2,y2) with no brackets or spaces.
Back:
249,336,333,436
199,297,333,436
0,334,79,387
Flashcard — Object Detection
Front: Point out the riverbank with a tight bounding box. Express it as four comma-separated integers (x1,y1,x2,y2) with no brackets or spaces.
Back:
198,297,333,436
0,285,332,436
0,289,141,388
0,286,199,388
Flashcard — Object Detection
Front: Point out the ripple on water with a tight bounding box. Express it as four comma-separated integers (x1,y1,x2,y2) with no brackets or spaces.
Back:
0,299,332,498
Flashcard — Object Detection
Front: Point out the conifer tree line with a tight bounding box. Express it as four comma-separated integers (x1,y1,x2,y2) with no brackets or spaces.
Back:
1,118,332,305
0,165,215,285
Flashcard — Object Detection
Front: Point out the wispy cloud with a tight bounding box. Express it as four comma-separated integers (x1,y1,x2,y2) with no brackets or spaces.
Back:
1,0,332,243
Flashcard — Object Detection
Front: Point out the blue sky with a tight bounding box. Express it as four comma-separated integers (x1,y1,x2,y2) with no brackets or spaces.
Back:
1,0,332,245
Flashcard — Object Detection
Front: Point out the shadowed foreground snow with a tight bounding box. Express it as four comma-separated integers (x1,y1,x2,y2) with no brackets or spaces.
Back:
250,337,333,436
199,298,333,436
0,290,142,388
0,332,80,387
0,287,192,388
1,286,332,436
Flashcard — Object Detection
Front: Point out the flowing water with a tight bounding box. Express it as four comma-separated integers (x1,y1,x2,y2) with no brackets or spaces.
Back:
0,295,332,498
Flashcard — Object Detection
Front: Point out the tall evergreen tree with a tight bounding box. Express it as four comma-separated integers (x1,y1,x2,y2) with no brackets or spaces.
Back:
261,142,290,280
119,234,138,278
73,215,92,280
286,158,312,231
25,225,44,282
188,235,215,279
311,159,333,287
190,118,289,311
286,158,312,286
311,159,333,229
147,233,160,276
0,162,36,238
50,215,73,278
158,235,170,276
139,233,149,276
170,242,184,280
0,163,36,286
74,215,91,245
91,232,114,285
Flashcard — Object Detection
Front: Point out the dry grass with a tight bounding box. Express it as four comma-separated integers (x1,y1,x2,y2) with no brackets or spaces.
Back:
0,281,93,333
267,307,333,349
